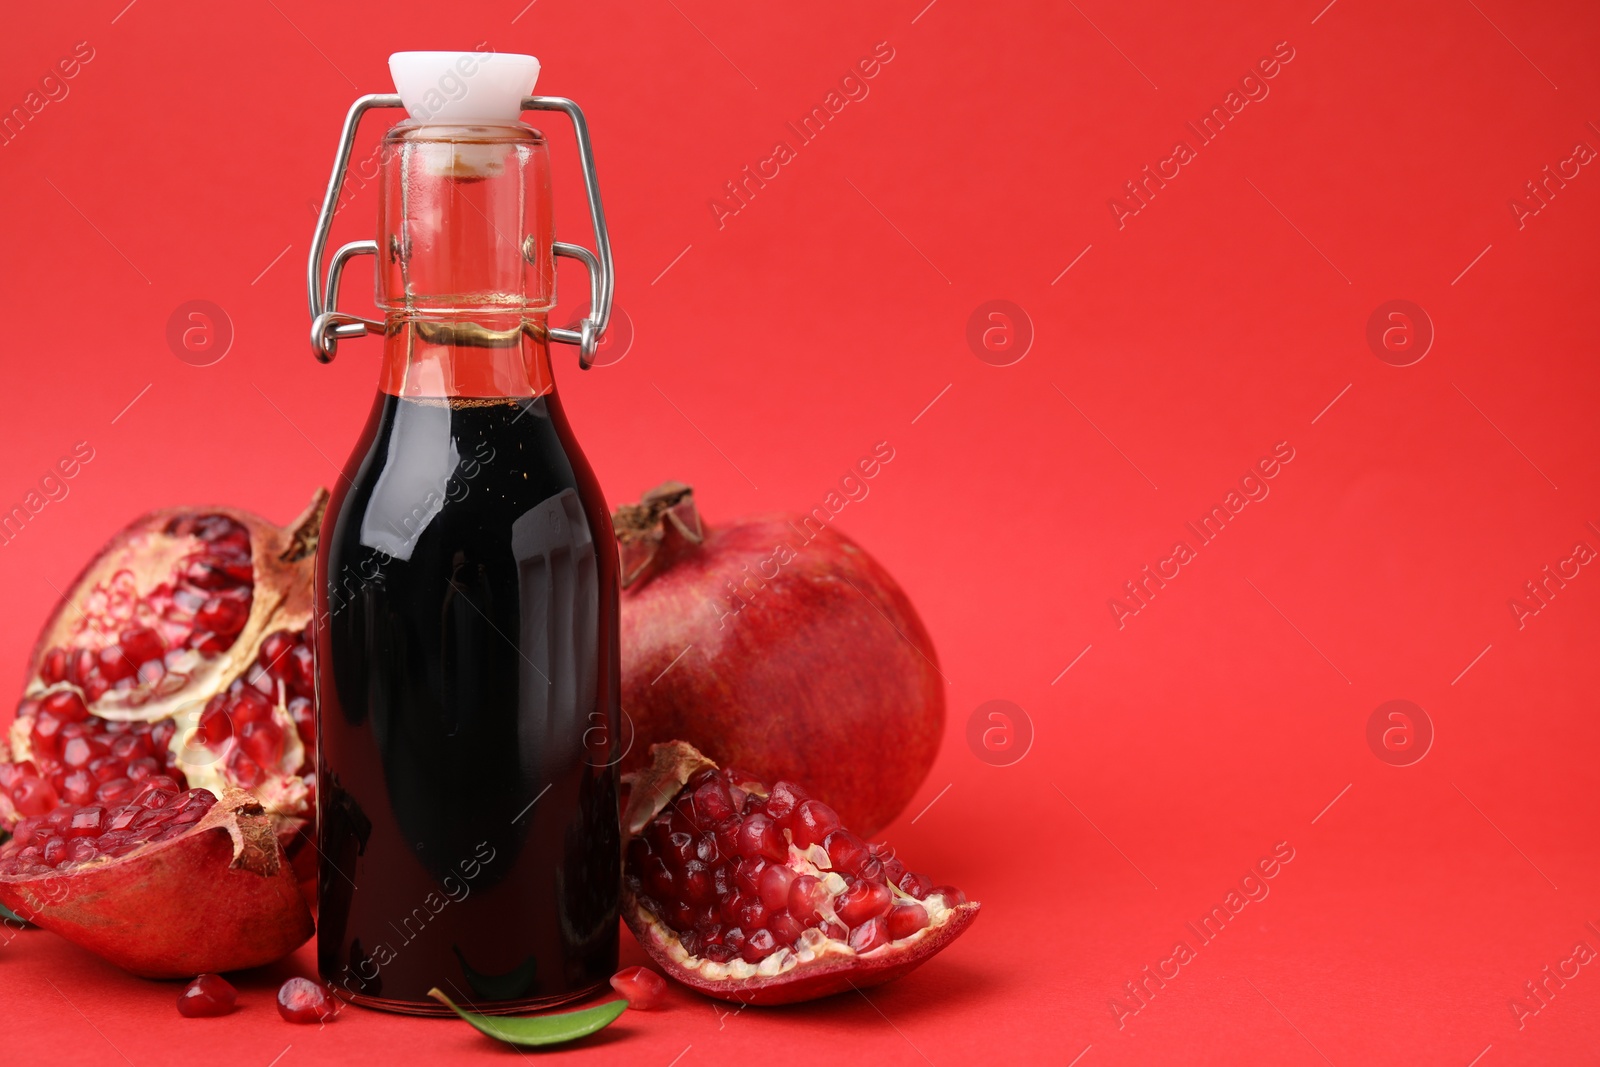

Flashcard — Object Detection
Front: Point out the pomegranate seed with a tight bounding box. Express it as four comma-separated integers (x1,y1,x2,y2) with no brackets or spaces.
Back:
609,967,668,1010
61,737,97,770
738,899,767,931
733,857,765,898
664,830,694,866
682,860,715,905
276,977,337,1024
41,648,67,684
824,829,871,876
238,721,284,769
67,649,95,688
820,919,848,941
225,749,265,789
897,871,934,900
288,696,315,747
66,807,105,838
849,917,890,953
30,717,65,760
97,645,138,684
258,631,298,679
95,778,138,804
177,973,237,1017
232,689,274,724
120,627,166,665
736,813,786,862
692,778,737,824
789,800,841,848
126,756,160,781
41,690,91,722
172,587,206,615
196,595,249,637
788,874,829,923
769,912,804,945
887,903,929,940
758,863,795,912
151,719,176,751
136,660,166,686
10,776,59,816
765,780,809,822
930,885,967,906
61,770,97,806
835,880,892,927
742,928,777,962
42,837,68,866
88,756,125,783
288,642,316,697
107,805,141,832
137,788,177,810
109,734,148,761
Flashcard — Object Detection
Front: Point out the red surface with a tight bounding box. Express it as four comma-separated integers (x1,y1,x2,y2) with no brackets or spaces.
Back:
2,1,1598,1063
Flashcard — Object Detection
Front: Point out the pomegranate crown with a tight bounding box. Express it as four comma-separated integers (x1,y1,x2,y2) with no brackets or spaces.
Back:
612,482,704,589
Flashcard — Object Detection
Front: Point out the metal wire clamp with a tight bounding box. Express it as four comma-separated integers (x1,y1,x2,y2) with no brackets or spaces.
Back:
307,94,614,368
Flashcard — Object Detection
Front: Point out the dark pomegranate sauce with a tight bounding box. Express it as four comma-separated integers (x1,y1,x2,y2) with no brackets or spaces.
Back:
316,379,621,1013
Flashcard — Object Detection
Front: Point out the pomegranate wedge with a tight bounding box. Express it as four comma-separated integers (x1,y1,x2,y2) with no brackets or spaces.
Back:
622,742,979,1005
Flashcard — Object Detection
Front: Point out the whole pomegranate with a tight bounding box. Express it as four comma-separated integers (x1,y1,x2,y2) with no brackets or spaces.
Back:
615,483,943,836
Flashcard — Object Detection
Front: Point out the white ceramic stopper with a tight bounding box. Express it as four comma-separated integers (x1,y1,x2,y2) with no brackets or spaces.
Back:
389,51,541,125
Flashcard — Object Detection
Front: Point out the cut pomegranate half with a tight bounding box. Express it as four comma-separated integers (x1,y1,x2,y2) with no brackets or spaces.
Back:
18,493,325,725
5,495,325,826
621,742,979,1005
0,786,313,978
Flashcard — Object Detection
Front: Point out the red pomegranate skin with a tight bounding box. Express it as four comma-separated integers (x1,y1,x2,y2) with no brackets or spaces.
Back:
619,494,944,837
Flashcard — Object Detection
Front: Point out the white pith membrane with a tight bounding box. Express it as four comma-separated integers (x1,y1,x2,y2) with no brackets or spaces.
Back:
635,833,961,982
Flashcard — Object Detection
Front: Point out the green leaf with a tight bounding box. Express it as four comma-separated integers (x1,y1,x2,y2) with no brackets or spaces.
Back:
0,902,27,926
427,988,627,1047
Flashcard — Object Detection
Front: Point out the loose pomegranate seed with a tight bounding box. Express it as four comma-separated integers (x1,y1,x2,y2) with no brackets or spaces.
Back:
276,977,337,1024
177,973,237,1017
609,967,668,1009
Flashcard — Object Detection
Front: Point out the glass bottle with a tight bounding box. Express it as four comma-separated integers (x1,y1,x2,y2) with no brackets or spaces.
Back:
305,52,620,1015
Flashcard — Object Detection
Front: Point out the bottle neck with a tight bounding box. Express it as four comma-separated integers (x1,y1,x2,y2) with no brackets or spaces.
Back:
373,121,557,400
378,316,554,399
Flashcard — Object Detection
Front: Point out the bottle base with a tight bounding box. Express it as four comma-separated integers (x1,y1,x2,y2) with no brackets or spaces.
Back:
332,980,610,1017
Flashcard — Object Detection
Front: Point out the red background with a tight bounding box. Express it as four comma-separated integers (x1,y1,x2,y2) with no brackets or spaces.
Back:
2,1,1598,1063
